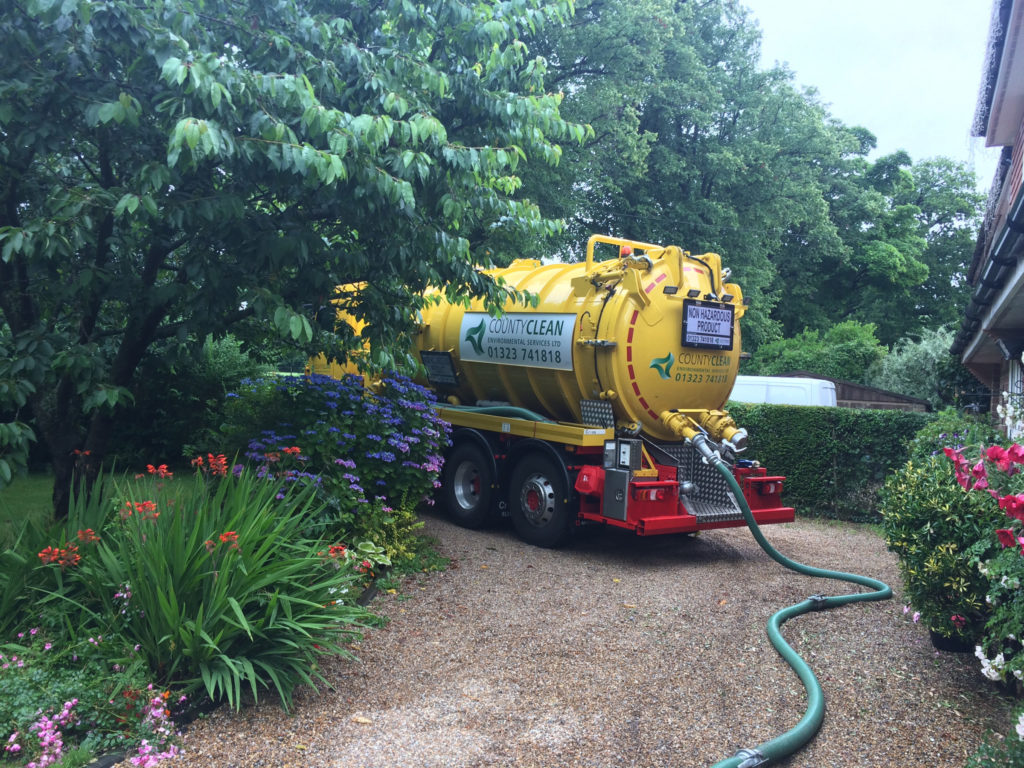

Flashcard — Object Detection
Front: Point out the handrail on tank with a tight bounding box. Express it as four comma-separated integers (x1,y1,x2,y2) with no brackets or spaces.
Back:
585,234,664,271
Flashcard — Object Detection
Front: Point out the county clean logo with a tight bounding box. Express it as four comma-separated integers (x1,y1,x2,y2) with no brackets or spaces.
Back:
465,319,487,355
649,353,674,380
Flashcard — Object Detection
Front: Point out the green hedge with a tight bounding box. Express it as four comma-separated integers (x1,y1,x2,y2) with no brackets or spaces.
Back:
727,403,932,522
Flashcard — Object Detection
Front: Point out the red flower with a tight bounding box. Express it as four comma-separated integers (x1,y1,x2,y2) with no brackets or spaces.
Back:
77,529,100,543
38,546,60,564
146,464,173,479
204,540,215,554
283,446,302,455
219,531,238,544
327,544,347,559
997,528,1017,548
951,614,967,630
190,456,204,468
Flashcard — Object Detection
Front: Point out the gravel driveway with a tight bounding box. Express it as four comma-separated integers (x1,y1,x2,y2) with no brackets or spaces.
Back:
174,513,1013,768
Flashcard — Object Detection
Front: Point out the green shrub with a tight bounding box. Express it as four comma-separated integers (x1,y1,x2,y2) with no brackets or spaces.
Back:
965,720,1024,767
105,336,270,465
728,403,930,520
0,630,170,764
952,442,1024,691
879,455,1003,641
34,466,380,712
904,406,1002,463
218,373,451,559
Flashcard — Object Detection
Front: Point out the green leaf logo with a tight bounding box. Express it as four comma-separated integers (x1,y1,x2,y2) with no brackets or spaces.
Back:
650,352,674,380
465,319,487,355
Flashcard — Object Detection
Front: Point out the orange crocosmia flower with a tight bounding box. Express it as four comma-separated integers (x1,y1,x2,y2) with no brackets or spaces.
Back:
38,546,60,564
283,446,302,455
190,456,204,468
58,546,81,569
207,453,228,477
219,531,238,544
77,529,100,543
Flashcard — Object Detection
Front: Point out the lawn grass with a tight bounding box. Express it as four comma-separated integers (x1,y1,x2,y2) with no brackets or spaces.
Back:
0,473,55,548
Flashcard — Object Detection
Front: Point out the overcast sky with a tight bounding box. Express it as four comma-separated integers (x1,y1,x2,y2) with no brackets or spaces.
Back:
740,0,1002,190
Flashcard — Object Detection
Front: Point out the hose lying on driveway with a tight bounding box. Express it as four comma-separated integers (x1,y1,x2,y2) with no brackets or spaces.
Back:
695,439,892,768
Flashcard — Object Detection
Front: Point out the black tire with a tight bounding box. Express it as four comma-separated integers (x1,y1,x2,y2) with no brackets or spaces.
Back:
508,453,574,548
440,442,495,529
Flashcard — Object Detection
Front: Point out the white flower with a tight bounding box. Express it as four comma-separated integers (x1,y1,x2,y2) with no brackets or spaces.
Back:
981,661,1002,681
1017,712,1024,740
1015,669,1023,680
976,645,987,662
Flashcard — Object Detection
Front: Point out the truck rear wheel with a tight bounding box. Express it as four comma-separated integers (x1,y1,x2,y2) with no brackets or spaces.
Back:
441,442,495,529
508,454,574,548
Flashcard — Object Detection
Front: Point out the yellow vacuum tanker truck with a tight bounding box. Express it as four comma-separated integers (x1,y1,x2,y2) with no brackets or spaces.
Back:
311,235,793,547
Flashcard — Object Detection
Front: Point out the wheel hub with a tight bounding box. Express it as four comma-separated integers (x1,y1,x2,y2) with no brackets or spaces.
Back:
452,461,481,511
519,473,555,526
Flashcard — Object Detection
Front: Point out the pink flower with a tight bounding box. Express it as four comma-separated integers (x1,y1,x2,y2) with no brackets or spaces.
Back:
1009,443,1024,465
998,528,1018,548
1000,494,1024,521
912,612,921,623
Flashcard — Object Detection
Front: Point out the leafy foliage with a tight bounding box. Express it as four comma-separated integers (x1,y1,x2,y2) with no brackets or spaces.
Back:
965,727,1024,768
868,327,987,410
727,402,930,521
104,336,270,465
0,630,163,763
0,0,585,512
743,321,887,383
39,468,379,712
879,456,1003,641
218,373,450,559
903,407,1003,463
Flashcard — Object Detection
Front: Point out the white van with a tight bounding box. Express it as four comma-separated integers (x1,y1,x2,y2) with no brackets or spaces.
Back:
728,375,837,407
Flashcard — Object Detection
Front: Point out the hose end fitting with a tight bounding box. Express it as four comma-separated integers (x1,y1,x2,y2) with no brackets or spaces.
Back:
734,748,768,767
808,594,828,610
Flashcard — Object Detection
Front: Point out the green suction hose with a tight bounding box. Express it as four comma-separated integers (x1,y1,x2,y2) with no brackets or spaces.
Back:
693,438,892,768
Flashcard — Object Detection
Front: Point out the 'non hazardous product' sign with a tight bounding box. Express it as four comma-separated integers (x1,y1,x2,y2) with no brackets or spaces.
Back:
682,300,734,351
459,312,575,371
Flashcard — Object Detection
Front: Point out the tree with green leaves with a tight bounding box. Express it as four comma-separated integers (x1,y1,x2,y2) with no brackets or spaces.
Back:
520,0,864,350
868,327,987,410
0,0,586,514
744,320,888,384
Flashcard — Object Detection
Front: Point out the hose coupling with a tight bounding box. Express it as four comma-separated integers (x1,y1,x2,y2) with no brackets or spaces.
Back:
808,594,828,609
687,432,722,466
734,748,768,767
